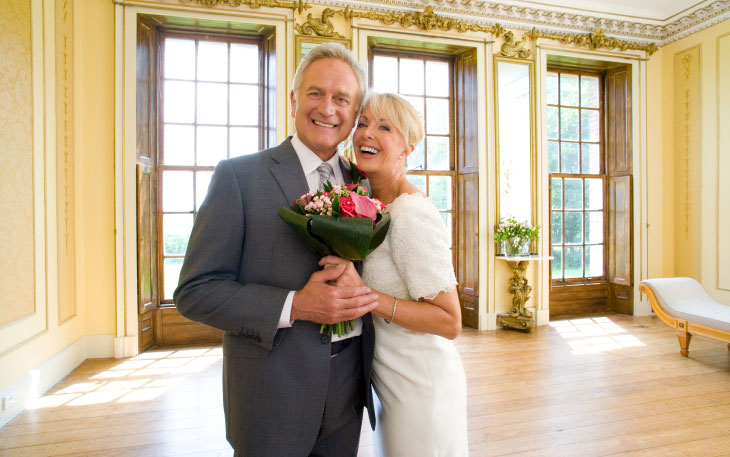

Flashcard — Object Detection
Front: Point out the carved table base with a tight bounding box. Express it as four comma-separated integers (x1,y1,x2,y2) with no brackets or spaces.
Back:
496,260,536,332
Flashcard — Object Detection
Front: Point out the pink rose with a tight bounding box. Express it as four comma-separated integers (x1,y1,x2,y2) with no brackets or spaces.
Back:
350,193,378,222
339,197,357,217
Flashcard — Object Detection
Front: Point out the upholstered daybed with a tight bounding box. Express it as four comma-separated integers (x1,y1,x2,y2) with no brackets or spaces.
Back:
639,278,730,357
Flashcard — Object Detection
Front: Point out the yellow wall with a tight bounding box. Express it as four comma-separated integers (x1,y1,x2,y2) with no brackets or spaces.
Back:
659,18,730,302
0,0,117,427
76,0,117,336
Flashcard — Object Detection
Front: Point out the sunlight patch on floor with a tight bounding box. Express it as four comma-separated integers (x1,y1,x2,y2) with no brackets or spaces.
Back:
27,347,221,409
550,316,645,354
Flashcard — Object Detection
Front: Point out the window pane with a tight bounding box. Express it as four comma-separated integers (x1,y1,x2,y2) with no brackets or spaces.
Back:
400,58,424,95
373,56,398,92
403,95,424,119
197,41,228,82
164,39,195,80
560,107,579,141
546,72,559,105
560,73,579,106
552,246,562,278
551,211,562,244
581,143,600,174
407,141,425,171
551,178,562,210
564,212,583,244
163,214,194,255
196,126,227,166
564,178,583,210
547,106,559,140
163,258,184,300
426,98,449,134
581,75,599,108
409,175,426,194
426,136,449,171
164,124,194,165
425,61,449,97
548,141,560,173
196,171,213,211
428,176,451,210
441,212,452,247
586,245,603,277
164,81,195,123
163,171,194,212
230,127,258,157
197,82,228,125
581,109,600,142
561,142,580,173
230,85,259,125
565,246,583,278
585,178,603,210
585,211,603,244
230,44,259,84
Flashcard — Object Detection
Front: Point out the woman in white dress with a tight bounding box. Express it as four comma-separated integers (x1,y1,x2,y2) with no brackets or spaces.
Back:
322,93,468,457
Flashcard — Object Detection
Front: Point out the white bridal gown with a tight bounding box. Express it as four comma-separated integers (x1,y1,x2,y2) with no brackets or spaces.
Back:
363,193,468,457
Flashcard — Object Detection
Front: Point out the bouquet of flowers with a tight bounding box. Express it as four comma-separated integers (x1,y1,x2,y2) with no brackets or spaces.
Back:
494,216,540,256
278,159,391,335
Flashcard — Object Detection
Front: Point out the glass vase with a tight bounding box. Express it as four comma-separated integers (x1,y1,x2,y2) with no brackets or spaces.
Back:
502,238,530,256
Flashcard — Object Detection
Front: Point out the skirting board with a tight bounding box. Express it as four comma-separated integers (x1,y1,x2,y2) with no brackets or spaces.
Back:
0,334,115,430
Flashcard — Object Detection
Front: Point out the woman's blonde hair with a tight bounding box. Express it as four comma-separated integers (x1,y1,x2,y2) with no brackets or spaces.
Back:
361,93,424,147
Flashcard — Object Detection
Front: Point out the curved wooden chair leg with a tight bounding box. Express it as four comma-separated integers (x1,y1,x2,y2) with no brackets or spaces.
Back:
677,331,692,357
727,343,729,351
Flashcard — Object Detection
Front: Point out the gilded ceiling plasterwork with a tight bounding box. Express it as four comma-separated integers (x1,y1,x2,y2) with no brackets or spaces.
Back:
318,0,730,45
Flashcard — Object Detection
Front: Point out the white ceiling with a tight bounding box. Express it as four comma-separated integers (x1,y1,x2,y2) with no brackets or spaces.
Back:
494,0,709,22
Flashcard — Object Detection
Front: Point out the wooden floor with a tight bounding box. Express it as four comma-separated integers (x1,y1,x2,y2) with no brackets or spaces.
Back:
1,314,729,456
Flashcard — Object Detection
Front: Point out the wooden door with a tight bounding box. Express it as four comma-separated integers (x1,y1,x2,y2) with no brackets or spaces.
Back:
605,66,633,314
455,49,479,328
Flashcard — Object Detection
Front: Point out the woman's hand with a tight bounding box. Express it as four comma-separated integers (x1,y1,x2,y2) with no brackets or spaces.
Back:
319,256,366,288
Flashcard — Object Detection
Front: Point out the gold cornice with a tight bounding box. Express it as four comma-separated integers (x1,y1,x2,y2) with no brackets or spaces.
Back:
180,0,310,14
528,28,658,56
177,1,659,55
294,7,344,38
339,5,504,36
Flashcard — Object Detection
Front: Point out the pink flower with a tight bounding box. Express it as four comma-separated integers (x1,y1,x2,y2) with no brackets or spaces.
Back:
340,197,357,217
350,193,378,222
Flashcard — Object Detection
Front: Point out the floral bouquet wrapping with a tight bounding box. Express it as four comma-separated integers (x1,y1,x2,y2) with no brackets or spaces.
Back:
278,160,391,335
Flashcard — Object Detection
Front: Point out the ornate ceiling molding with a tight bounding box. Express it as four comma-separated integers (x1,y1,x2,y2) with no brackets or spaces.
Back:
321,0,730,46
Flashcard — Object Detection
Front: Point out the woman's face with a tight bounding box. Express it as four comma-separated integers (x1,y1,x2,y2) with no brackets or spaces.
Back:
353,107,412,175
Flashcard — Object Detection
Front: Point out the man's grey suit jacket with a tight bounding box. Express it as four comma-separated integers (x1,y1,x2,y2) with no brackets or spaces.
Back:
174,138,375,455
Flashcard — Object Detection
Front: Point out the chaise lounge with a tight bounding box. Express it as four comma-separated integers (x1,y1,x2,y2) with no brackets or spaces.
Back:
639,278,730,357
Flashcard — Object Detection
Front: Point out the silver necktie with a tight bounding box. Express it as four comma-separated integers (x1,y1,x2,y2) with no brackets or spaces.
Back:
317,162,334,191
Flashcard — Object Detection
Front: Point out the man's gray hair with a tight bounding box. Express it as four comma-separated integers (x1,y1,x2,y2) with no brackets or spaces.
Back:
292,42,367,110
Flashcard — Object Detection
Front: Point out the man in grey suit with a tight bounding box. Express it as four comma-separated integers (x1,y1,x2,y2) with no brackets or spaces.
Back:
174,43,378,456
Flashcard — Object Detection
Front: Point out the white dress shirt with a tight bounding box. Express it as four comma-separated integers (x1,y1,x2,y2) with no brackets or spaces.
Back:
277,134,363,341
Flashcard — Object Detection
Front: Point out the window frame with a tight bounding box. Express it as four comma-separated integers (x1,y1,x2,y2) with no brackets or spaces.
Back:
368,48,458,263
157,29,267,305
547,67,608,286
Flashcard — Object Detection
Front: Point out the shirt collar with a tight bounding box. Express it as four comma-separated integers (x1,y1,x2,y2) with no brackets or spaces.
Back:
291,133,344,180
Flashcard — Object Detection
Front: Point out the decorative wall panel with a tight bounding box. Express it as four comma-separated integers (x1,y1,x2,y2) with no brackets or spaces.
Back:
0,0,36,327
56,0,76,322
673,46,701,278
718,34,730,290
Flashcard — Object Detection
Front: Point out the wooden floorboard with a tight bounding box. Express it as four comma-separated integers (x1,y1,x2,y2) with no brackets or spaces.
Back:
0,314,728,456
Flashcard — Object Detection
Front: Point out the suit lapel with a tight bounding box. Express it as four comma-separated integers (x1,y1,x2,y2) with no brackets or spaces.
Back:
269,139,309,206
339,156,353,185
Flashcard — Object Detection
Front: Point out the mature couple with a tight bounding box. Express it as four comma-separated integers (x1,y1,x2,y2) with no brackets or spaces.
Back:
174,43,467,457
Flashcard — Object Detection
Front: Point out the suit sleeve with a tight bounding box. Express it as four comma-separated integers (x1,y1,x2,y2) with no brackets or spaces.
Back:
173,160,288,350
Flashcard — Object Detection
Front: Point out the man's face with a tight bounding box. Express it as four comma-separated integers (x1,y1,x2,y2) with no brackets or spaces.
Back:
290,58,360,161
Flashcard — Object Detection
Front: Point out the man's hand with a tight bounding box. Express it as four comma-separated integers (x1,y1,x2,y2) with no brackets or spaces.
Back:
291,263,378,324
319,256,366,288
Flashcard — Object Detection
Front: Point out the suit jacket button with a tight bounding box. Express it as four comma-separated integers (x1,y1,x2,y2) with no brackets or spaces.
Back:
321,335,330,344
